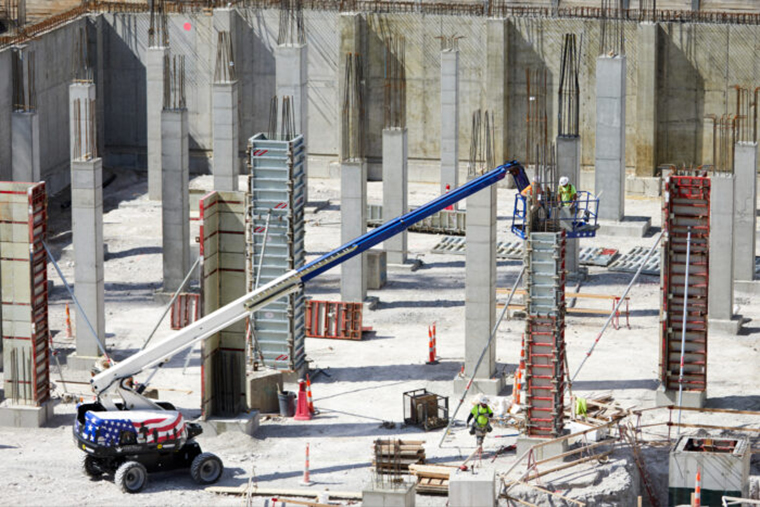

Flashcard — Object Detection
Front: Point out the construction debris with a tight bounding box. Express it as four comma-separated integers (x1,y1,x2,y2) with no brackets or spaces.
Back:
372,440,425,475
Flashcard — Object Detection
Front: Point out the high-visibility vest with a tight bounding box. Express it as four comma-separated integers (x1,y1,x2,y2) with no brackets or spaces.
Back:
471,404,493,427
559,184,576,203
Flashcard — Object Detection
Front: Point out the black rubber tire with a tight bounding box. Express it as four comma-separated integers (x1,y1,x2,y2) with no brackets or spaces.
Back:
115,461,148,493
81,454,103,477
190,452,223,485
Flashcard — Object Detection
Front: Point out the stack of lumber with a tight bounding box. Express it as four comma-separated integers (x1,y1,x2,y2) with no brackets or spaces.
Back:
408,464,456,495
565,394,629,424
372,440,425,474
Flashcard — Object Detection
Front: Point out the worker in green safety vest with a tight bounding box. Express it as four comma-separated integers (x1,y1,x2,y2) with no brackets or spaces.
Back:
467,394,493,447
558,176,577,207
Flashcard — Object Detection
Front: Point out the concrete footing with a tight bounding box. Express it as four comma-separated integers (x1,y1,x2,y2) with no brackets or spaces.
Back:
515,435,569,463
246,369,283,414
449,467,495,507
708,318,743,335
387,259,423,272
65,353,101,372
198,410,260,436
735,280,760,295
362,481,416,507
655,386,706,408
0,400,54,428
452,376,505,397
596,217,651,237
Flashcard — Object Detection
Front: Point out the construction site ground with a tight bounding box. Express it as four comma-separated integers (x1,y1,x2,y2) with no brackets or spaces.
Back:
1,169,759,506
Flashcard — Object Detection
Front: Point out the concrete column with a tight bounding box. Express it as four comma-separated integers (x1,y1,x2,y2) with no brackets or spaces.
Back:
486,19,508,173
635,23,658,177
161,109,190,292
709,172,740,333
213,81,239,191
340,161,367,302
733,143,757,282
459,183,503,396
71,158,105,359
595,56,626,222
11,112,40,182
147,47,168,201
441,49,459,196
275,44,308,201
557,135,581,276
382,128,408,264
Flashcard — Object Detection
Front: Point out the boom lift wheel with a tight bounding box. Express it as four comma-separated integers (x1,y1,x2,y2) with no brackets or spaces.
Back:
190,452,224,484
115,461,148,493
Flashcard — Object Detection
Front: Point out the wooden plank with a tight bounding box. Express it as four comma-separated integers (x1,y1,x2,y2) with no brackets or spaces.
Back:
205,486,362,500
408,464,455,479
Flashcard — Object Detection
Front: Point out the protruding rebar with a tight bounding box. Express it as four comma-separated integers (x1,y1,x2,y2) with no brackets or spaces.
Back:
12,46,35,112
341,53,365,162
558,33,581,137
149,0,168,48
163,54,186,110
467,109,494,178
383,34,406,130
214,31,236,83
278,0,305,45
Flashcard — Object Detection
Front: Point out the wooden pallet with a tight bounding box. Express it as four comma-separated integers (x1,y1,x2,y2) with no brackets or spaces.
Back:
408,464,456,495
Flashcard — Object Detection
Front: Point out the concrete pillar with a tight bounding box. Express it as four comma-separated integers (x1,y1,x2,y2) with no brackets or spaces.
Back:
441,48,459,196
71,158,105,359
161,109,190,292
595,56,626,222
557,135,581,276
147,47,168,201
275,44,308,201
340,161,367,302
212,81,239,191
457,183,503,396
486,19,508,173
635,23,658,177
382,128,408,264
709,172,740,333
11,112,40,182
733,143,757,282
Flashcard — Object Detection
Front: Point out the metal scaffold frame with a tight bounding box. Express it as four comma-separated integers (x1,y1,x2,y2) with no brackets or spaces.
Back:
247,133,306,372
660,175,710,393
524,232,566,438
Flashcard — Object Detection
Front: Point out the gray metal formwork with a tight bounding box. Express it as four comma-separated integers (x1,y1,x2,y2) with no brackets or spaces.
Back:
579,247,619,267
608,246,661,275
367,204,467,235
430,235,523,260
248,134,306,373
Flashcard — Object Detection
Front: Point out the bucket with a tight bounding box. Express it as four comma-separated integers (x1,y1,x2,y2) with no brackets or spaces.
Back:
278,391,296,417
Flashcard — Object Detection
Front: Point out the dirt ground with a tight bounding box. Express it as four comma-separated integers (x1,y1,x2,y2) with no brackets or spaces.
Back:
0,169,759,506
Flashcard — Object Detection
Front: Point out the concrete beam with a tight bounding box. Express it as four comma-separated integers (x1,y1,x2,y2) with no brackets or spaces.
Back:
733,143,757,282
382,128,408,265
440,49,459,197
635,23,658,177
11,112,40,182
340,161,367,302
161,108,190,292
595,56,626,222
212,81,240,191
147,46,168,201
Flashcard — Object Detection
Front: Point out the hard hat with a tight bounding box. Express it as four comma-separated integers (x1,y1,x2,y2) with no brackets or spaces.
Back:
479,395,490,405
559,176,569,186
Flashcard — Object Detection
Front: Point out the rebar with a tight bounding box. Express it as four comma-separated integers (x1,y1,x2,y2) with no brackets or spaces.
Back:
266,95,296,140
706,113,736,173
12,46,35,112
72,98,98,161
733,85,757,144
340,53,365,162
214,31,236,83
467,109,494,178
437,34,463,51
149,0,168,47
72,26,93,83
383,34,405,129
558,33,580,137
4,0,25,33
277,0,304,45
163,54,186,110
599,0,625,56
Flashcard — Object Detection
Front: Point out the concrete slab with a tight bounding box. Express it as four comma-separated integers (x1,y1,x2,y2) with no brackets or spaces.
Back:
596,216,651,237
197,410,260,436
245,369,283,413
449,467,495,507
0,399,54,428
515,435,569,463
655,386,706,408
708,318,743,335
362,481,416,507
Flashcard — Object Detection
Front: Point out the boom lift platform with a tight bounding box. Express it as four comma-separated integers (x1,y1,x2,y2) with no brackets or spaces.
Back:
506,164,600,239
74,161,523,493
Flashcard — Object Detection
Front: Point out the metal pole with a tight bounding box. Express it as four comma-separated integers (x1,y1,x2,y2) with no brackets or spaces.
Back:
438,266,526,448
571,230,664,383
676,228,692,435
143,256,200,350
43,241,109,360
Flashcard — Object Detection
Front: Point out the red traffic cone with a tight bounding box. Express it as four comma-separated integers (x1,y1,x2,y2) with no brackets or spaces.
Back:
294,379,312,421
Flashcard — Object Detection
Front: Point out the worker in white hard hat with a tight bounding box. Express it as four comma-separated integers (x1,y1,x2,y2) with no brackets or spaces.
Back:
558,176,577,207
466,394,494,447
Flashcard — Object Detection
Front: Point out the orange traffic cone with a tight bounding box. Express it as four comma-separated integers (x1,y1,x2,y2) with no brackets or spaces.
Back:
306,374,315,414
694,467,701,507
65,303,72,338
426,324,438,365
301,442,313,486
294,379,312,421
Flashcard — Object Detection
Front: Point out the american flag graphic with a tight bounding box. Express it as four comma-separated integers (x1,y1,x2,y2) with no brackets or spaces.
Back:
81,410,187,447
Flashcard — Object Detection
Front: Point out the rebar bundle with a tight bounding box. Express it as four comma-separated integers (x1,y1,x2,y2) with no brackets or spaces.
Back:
599,0,624,56
705,115,735,173
72,97,98,160
525,68,550,176
163,54,186,110
214,31,236,83
467,109,494,178
12,46,35,112
558,33,580,137
3,0,25,33
72,26,93,82
438,34,462,52
277,0,304,45
341,53,365,162
383,34,406,129
149,0,168,48
733,85,758,144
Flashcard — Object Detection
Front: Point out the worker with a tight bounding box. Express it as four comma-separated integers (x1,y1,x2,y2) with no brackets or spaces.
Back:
558,176,577,207
520,174,543,199
467,394,494,447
